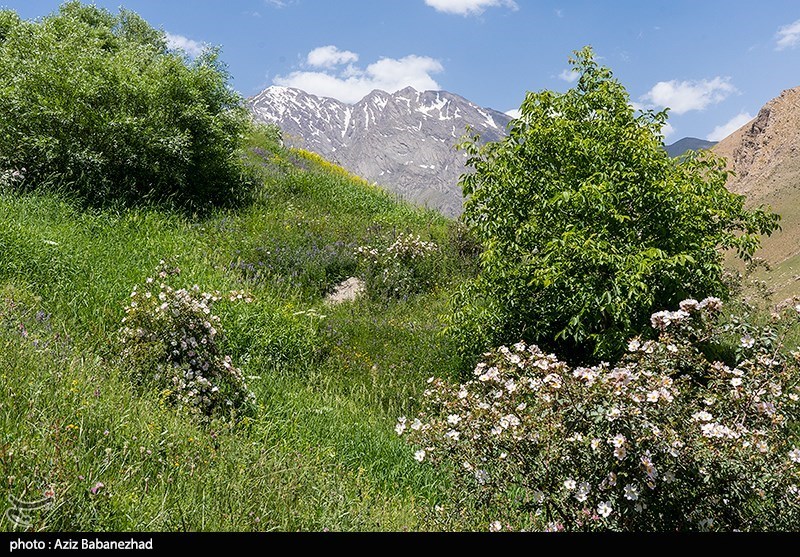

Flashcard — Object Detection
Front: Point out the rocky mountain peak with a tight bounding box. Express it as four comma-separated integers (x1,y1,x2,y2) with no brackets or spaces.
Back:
248,86,511,217
714,86,800,195
712,85,800,287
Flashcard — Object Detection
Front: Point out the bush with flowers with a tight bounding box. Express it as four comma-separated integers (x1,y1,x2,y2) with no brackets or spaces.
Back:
398,296,800,531
355,232,440,300
119,260,255,418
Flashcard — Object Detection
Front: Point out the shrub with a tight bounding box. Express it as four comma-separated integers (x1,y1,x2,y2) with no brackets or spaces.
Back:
400,297,800,531
0,1,253,210
119,261,255,419
449,46,779,365
356,232,440,300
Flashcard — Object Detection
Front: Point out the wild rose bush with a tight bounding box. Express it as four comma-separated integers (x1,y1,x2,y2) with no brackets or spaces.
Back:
399,297,800,531
355,232,439,300
120,261,255,418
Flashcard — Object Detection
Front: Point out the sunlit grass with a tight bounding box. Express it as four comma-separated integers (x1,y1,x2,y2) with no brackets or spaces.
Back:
0,140,466,532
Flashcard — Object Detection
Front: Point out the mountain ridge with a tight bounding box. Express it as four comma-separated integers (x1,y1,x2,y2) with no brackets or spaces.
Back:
665,137,717,158
248,86,511,217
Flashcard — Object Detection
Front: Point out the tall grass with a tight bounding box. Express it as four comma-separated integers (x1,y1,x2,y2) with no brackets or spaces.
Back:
0,138,469,531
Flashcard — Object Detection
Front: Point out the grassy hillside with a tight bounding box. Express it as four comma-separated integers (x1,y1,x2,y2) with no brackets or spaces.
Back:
0,136,478,531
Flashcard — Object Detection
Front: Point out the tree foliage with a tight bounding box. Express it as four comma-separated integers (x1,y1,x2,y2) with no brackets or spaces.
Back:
448,47,779,364
0,1,254,210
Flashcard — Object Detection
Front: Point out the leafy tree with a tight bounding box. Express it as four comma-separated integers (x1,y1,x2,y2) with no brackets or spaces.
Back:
448,47,779,365
0,1,254,210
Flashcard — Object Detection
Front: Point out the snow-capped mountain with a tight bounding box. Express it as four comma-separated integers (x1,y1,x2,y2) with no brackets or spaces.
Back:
248,86,511,217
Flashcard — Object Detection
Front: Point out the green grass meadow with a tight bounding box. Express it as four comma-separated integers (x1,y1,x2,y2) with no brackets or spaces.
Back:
0,143,473,531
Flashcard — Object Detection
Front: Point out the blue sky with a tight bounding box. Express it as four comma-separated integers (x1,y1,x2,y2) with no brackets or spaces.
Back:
4,0,800,142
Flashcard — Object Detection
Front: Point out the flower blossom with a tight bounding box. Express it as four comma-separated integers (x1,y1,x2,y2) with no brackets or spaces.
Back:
597,502,613,518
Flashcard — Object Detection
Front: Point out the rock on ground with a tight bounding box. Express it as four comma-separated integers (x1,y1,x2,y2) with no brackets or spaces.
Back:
325,277,365,305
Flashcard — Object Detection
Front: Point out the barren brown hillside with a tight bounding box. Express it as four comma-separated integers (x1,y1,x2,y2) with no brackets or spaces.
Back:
713,86,800,296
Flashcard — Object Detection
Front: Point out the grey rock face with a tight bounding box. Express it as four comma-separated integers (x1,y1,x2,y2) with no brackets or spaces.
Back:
248,85,511,217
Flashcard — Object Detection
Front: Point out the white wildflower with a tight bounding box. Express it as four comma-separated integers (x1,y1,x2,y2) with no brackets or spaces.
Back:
650,311,672,330
479,367,501,382
609,434,626,448
597,502,613,518
607,407,622,421
575,482,591,502
692,411,713,422
699,297,723,311
641,455,657,480
679,299,700,312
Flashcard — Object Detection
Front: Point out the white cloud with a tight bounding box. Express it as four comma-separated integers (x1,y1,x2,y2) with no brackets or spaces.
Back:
706,112,753,142
306,46,359,69
558,68,579,83
265,0,295,7
424,0,518,16
776,19,800,50
661,121,676,140
505,109,521,119
274,48,444,104
165,33,205,57
641,77,736,115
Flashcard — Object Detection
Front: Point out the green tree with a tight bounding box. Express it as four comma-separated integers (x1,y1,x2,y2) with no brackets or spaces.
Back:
0,1,254,210
448,47,779,365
